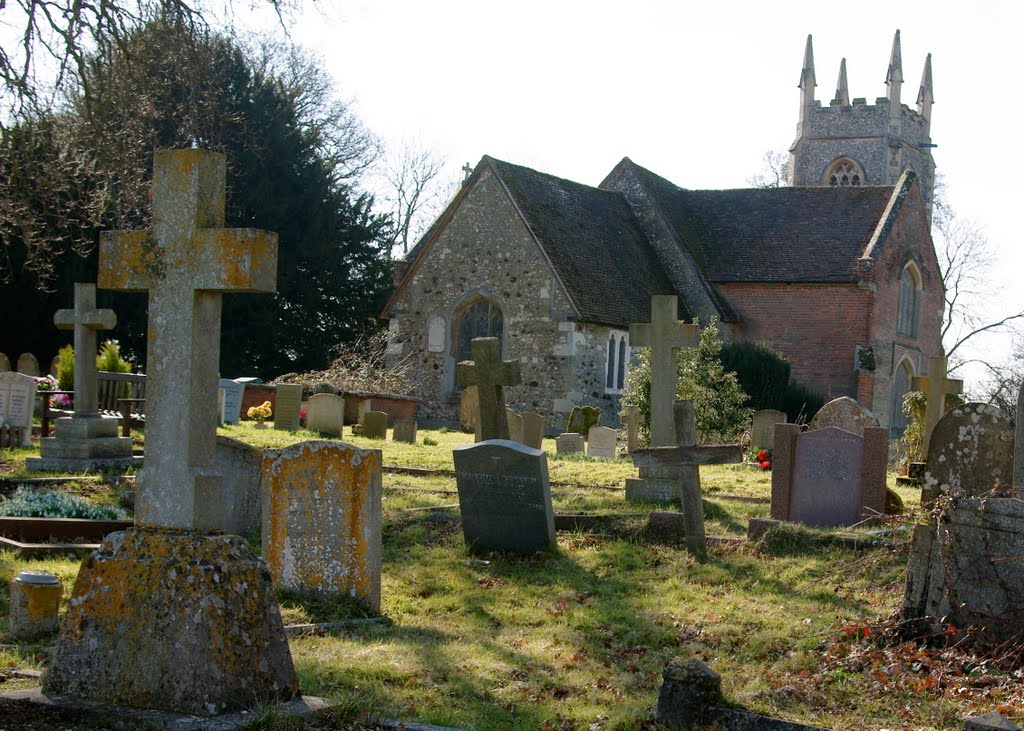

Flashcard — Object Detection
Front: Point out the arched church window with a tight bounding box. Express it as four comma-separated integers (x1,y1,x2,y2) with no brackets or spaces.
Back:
897,262,921,338
605,330,629,394
825,158,864,187
890,358,914,435
454,297,504,365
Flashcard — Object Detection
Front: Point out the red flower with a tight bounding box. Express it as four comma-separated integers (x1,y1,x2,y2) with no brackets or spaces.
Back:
757,449,770,462
759,460,772,470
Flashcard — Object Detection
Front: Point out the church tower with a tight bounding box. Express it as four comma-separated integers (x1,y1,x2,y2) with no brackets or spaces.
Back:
788,31,936,218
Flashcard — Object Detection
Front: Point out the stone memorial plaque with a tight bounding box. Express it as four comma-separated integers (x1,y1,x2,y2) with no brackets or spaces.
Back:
453,439,555,554
587,426,617,458
392,418,417,443
521,412,545,450
924,403,1014,498
771,425,888,528
262,440,383,611
219,378,246,425
16,353,39,376
0,371,37,446
751,409,787,449
808,396,878,436
274,383,303,431
556,432,584,455
362,410,388,439
306,393,344,437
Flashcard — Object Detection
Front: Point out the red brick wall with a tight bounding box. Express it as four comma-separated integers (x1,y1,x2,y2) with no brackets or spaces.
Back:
720,282,872,402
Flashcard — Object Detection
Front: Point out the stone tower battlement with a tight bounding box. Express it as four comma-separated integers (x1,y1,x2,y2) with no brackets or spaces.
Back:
788,31,935,219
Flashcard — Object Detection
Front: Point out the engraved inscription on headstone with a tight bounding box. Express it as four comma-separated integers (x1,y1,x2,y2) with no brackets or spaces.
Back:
0,371,37,446
274,384,303,431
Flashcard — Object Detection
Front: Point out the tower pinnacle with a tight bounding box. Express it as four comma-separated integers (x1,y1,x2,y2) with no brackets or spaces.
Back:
833,58,850,106
886,29,904,116
917,53,934,125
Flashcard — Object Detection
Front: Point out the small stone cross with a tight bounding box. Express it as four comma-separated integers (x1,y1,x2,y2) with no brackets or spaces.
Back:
629,295,699,447
54,283,116,418
98,149,278,530
632,401,741,558
456,337,520,441
462,162,474,182
619,404,641,453
911,355,962,457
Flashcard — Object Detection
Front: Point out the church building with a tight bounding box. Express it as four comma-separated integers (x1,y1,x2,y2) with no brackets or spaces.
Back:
382,31,943,434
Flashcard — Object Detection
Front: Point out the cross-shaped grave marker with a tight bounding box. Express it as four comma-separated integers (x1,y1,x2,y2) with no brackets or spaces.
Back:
98,149,277,530
911,355,962,458
54,283,116,418
456,337,521,441
632,400,741,558
630,295,699,446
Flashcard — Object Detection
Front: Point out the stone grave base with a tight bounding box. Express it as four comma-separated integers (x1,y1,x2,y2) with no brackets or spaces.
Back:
0,688,330,730
43,527,299,717
26,415,140,472
625,465,679,503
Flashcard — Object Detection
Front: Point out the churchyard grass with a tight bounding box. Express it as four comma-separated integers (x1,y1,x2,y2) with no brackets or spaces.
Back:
2,428,993,730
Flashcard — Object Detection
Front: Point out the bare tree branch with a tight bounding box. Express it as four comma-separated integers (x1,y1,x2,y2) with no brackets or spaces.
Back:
378,141,453,255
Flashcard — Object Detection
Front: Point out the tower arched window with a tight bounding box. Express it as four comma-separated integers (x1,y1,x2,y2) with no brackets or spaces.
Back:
605,330,629,394
825,158,864,187
897,262,921,338
453,296,504,366
890,358,915,435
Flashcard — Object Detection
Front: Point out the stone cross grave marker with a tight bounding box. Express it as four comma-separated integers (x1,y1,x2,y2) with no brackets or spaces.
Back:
16,353,39,376
453,439,555,554
629,295,698,447
55,283,116,418
911,356,963,458
456,337,520,441
632,401,742,558
587,426,617,458
273,383,303,431
771,424,888,528
0,371,37,446
97,149,278,530
620,404,641,453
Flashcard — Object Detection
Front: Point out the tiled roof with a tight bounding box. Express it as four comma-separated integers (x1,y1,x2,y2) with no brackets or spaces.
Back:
487,157,682,326
622,163,895,283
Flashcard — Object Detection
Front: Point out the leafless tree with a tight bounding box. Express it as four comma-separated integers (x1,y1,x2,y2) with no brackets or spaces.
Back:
378,141,455,256
747,150,791,188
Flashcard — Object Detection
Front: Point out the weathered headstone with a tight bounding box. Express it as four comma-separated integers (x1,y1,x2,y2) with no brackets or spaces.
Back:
26,283,138,472
16,353,39,376
912,355,963,457
305,392,345,437
357,398,373,425
808,396,879,436
273,383,303,431
215,435,263,535
506,407,525,444
632,401,742,557
923,403,1014,499
903,496,1024,646
629,295,698,446
453,440,555,554
619,404,641,453
49,355,59,377
751,409,787,449
521,412,545,450
42,149,297,716
566,405,601,438
0,353,9,372
556,432,584,455
771,423,888,527
361,410,388,439
217,388,226,425
0,371,37,447
392,418,417,443
456,337,520,441
587,426,617,458
219,378,246,425
262,441,383,611
459,385,479,435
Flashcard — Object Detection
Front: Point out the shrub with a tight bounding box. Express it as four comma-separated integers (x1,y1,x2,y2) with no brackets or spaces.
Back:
779,381,824,425
720,340,823,423
53,341,134,394
55,344,75,390
0,487,129,520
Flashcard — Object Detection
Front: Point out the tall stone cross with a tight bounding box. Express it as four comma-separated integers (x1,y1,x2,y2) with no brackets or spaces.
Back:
54,283,116,418
629,295,699,447
632,400,742,559
98,149,278,530
911,355,962,458
456,337,520,441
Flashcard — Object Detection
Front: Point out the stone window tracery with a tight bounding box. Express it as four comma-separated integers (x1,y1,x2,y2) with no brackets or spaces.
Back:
453,297,504,366
825,158,864,187
897,262,921,338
